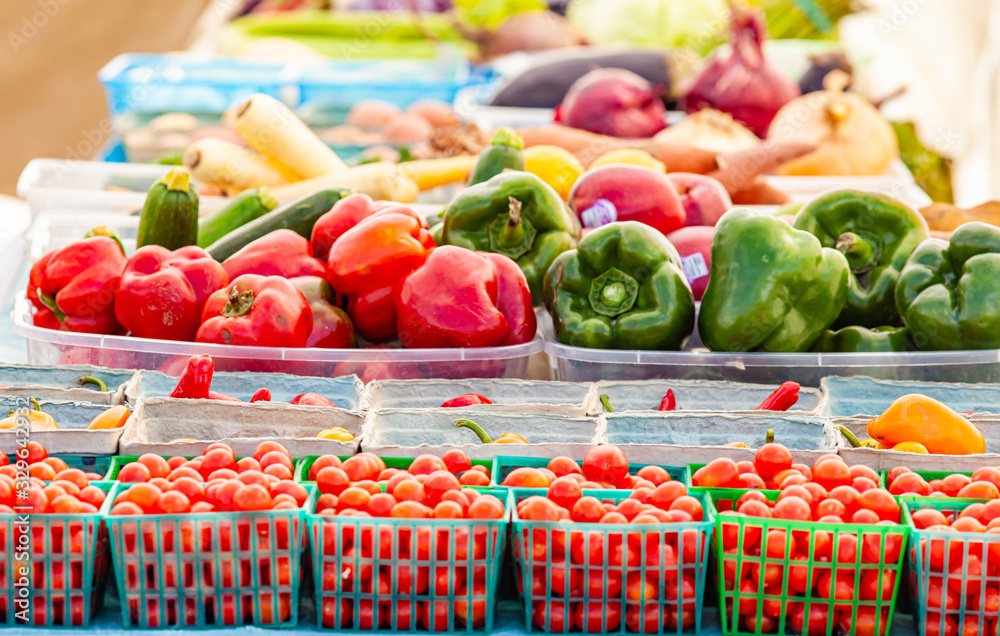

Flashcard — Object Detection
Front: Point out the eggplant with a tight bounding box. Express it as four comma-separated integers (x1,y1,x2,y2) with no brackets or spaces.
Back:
798,51,853,95
489,48,673,109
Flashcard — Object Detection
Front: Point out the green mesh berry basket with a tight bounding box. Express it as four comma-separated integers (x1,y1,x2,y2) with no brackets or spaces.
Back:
295,455,492,484
492,457,691,488
0,481,114,627
306,488,509,632
104,482,314,629
708,488,908,636
108,455,302,481
904,498,1000,636
5,455,113,481
510,488,715,634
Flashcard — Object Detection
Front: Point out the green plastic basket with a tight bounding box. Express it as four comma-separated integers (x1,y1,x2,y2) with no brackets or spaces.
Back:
493,456,691,488
295,455,492,484
510,487,715,634
708,488,908,636
904,498,1000,636
307,488,510,632
104,482,314,629
5,455,113,481
0,481,114,627
108,455,302,481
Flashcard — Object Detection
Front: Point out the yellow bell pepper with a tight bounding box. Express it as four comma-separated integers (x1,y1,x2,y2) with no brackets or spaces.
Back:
454,419,527,444
316,427,355,442
0,399,58,431
87,405,130,429
523,145,584,201
867,394,985,455
589,148,666,172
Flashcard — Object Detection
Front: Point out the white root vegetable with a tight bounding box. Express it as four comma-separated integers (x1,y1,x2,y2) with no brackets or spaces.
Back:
234,93,348,178
183,138,291,194
269,162,419,204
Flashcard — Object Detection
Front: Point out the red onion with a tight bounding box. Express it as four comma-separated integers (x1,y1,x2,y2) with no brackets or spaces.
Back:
681,6,799,138
559,68,667,138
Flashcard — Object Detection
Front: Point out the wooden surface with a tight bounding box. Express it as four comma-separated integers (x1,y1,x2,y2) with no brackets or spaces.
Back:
0,0,211,195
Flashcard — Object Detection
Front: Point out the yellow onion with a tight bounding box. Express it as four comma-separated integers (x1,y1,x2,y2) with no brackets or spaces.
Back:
767,75,898,176
654,109,760,154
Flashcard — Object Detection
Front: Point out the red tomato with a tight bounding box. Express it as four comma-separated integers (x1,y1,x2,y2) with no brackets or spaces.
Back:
693,458,740,488
252,441,289,462
117,462,151,484
441,449,472,475
849,464,879,482
408,455,446,476
467,495,504,520
889,472,931,496
573,601,622,632
137,453,171,479
316,467,351,496
547,456,584,478
811,457,852,491
973,467,1000,490
501,468,551,488
581,445,629,487
570,496,604,523
858,489,900,522
958,481,1000,499
884,465,911,487
635,465,671,485
650,482,687,511
754,442,792,479
772,496,811,521
423,471,461,505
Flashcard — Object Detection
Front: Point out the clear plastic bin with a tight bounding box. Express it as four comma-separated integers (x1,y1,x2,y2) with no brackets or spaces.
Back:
540,311,1000,386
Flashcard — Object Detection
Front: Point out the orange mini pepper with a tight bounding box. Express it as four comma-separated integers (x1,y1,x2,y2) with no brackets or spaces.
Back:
87,405,130,430
866,394,985,455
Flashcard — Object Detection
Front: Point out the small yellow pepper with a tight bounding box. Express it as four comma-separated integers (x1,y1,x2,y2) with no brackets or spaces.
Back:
316,427,355,442
454,419,527,444
892,441,930,454
0,399,58,430
867,394,985,455
88,405,130,429
523,145,584,201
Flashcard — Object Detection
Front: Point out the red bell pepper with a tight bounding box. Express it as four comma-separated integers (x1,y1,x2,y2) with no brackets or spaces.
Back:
441,394,493,407
27,236,127,334
311,193,430,261
168,354,241,401
289,393,338,407
753,381,800,411
250,388,271,402
196,274,312,348
115,245,229,341
394,246,537,348
327,209,434,342
289,276,355,348
222,229,326,280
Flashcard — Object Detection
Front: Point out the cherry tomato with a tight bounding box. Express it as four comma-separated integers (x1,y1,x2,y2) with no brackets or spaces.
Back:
693,458,740,488
570,497,604,523
739,473,766,489
501,468,551,488
754,442,792,479
547,456,584,478
889,472,931,496
117,462,151,484
423,471,461,506
958,481,1000,499
408,455,446,476
858,489,900,522
316,467,351,496
811,457,852,491
441,449,472,475
581,446,629,487
635,465,671,485
650,481,687,511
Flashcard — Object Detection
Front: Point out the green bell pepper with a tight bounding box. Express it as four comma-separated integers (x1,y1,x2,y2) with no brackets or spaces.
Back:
699,208,850,352
811,326,911,353
468,127,525,186
443,171,581,302
543,221,695,350
793,189,929,328
896,222,1000,350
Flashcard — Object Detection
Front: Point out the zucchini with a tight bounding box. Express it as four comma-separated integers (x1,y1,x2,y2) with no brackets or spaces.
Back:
205,187,351,262
197,188,278,248
468,127,525,186
137,168,199,250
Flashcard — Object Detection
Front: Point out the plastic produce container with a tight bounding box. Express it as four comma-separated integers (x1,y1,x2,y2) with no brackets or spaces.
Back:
124,369,363,409
361,379,593,415
710,488,907,636
0,363,134,405
904,498,999,636
0,481,113,627
594,380,822,413
295,454,492,484
819,376,1000,417
105,482,313,629
307,488,509,632
490,455,691,488
510,487,715,634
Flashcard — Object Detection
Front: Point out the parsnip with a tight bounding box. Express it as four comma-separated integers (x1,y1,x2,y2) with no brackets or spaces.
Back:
234,93,348,178
396,155,479,191
269,162,419,204
183,138,291,194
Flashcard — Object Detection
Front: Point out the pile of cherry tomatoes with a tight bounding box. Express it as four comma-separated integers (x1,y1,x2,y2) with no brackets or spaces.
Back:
500,445,674,491
308,449,492,493
887,466,1000,499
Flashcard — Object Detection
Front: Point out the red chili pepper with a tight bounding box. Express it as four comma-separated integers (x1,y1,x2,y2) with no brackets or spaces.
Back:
658,389,676,411
327,206,434,342
289,393,338,408
115,245,228,341
250,388,271,403
753,381,800,411
222,229,326,280
196,274,312,348
441,394,493,408
168,354,241,401
394,246,537,348
27,236,127,334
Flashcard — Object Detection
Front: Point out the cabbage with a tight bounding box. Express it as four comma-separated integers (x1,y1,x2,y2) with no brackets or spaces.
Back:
567,0,728,54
